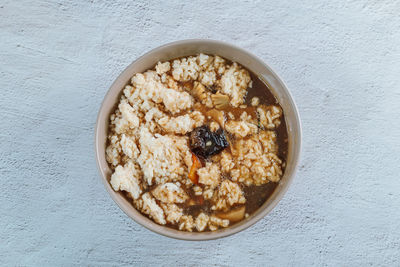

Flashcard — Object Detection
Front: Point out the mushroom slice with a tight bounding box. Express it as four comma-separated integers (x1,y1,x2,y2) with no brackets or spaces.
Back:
206,109,226,127
193,81,207,101
215,206,245,222
211,93,230,109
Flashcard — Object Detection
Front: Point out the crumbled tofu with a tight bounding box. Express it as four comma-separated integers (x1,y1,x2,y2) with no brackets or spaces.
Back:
251,97,260,106
155,61,171,75
258,130,278,153
141,193,166,225
152,182,188,203
120,134,139,159
197,162,221,188
158,112,204,134
224,111,258,138
161,203,183,223
137,127,190,185
203,188,215,200
195,212,209,231
179,215,194,232
110,162,142,200
106,134,121,167
224,120,258,138
213,180,246,211
131,71,194,114
213,56,226,75
208,216,229,231
228,134,282,185
197,54,216,86
257,105,282,129
162,88,194,114
172,56,200,82
197,53,213,67
220,151,234,173
199,69,217,87
113,100,140,134
218,63,251,107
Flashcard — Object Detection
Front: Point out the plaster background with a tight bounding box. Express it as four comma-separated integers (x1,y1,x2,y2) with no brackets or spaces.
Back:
1,0,399,266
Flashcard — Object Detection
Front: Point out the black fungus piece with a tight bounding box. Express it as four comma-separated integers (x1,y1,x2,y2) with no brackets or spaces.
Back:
189,125,229,158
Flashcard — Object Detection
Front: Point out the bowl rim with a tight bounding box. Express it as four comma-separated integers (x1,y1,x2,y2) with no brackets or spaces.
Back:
95,39,302,240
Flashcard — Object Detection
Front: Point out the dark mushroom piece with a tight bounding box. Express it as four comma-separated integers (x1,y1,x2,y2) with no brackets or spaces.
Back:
189,125,228,158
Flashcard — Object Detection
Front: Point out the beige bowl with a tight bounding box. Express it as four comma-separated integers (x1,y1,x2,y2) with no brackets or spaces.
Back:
95,39,301,240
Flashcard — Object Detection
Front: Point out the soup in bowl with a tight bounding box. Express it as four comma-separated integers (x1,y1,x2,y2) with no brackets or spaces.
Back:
95,40,301,240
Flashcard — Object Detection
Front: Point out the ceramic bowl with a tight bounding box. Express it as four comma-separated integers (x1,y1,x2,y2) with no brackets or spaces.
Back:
95,39,301,240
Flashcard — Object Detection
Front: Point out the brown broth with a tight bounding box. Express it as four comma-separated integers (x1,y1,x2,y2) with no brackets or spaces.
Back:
248,72,288,160
238,73,288,220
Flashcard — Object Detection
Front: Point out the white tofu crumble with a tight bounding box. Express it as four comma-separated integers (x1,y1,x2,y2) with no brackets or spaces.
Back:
110,162,142,200
141,193,166,225
152,182,188,204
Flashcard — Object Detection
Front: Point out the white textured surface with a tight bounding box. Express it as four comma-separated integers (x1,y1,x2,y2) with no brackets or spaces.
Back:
1,0,400,266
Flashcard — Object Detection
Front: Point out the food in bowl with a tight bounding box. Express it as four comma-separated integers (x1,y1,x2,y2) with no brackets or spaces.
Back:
106,54,288,232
